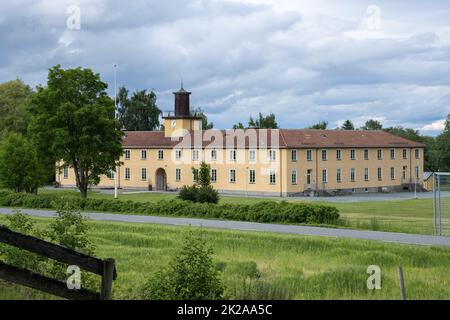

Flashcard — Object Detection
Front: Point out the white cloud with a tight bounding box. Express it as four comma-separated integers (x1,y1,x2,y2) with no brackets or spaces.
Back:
420,119,446,132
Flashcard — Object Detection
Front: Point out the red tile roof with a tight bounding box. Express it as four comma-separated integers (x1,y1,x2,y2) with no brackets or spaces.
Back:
122,129,425,149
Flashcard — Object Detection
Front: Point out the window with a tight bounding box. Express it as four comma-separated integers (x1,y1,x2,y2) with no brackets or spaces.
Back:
364,149,369,160
415,149,420,159
350,149,356,160
141,168,147,180
175,150,182,161
336,149,342,161
377,168,382,181
291,170,297,185
269,170,276,185
124,150,131,160
307,150,313,161
415,166,420,179
336,168,342,183
192,168,199,182
211,169,217,183
390,167,395,180
63,167,69,179
211,149,217,161
229,169,236,183
157,150,164,160
306,169,312,185
125,168,130,180
141,150,147,160
269,149,276,161
106,170,115,180
249,149,256,162
321,150,328,161
403,149,408,160
364,168,369,181
390,149,395,160
291,150,297,162
322,169,328,183
402,166,407,179
377,149,383,160
350,168,356,182
249,169,256,184
175,168,181,182
192,149,199,161
229,149,236,161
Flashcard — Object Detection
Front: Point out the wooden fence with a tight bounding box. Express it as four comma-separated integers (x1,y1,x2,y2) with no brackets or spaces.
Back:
0,224,117,300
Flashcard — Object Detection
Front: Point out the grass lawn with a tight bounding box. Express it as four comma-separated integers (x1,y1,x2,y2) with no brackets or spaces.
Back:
0,215,449,300
38,189,444,235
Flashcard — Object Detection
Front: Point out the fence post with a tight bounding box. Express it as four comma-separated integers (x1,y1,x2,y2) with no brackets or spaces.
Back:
398,266,406,300
100,259,115,300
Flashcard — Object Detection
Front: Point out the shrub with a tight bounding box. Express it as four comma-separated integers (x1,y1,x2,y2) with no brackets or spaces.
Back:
0,191,340,225
140,230,224,300
196,185,219,204
178,185,198,202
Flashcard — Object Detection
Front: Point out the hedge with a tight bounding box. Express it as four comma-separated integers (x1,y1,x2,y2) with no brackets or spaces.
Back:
0,191,340,225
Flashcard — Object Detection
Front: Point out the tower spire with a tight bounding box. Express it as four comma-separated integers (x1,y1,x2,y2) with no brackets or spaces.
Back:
181,77,184,90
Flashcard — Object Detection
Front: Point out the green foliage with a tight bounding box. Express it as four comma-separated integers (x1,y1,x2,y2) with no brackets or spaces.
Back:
140,230,224,300
29,65,123,198
178,185,198,202
0,191,340,225
0,79,33,138
198,161,211,187
233,112,278,129
117,86,161,131
196,185,220,204
309,121,328,129
0,206,96,291
191,107,213,129
341,120,355,130
434,115,450,171
361,119,383,130
0,133,46,193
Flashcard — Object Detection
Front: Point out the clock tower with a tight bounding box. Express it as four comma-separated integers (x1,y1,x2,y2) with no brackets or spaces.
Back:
163,83,202,137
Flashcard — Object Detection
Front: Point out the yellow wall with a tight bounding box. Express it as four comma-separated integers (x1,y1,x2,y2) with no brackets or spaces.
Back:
163,118,202,137
58,146,424,196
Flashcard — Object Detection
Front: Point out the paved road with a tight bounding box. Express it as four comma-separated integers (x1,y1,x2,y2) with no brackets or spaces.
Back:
1,207,450,248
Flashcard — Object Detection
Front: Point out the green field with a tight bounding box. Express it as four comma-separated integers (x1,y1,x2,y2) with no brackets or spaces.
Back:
1,215,449,300
38,189,444,235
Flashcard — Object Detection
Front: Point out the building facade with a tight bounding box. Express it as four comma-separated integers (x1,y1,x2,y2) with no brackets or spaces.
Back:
57,86,425,197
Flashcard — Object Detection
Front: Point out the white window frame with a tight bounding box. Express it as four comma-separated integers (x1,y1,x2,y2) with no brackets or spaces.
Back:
291,170,298,185
175,168,181,182
229,169,236,183
141,149,147,160
390,149,396,160
390,167,396,180
364,149,369,160
124,149,131,160
249,169,256,184
377,149,383,160
192,149,200,161
269,149,277,162
291,150,297,162
63,166,69,179
403,149,408,160
307,150,313,161
415,166,420,179
211,149,217,161
322,169,328,183
229,149,237,161
415,148,420,159
350,168,356,182
175,149,182,161
364,168,369,181
249,149,256,162
321,150,328,161
377,168,382,181
336,168,342,183
157,149,164,160
125,168,131,180
269,170,276,185
211,168,217,183
336,149,342,161
192,168,199,182
350,149,356,160
141,168,147,181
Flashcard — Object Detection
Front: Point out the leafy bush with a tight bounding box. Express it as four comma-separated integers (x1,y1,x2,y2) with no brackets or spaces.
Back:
196,186,219,204
178,185,198,202
0,191,340,225
140,230,223,300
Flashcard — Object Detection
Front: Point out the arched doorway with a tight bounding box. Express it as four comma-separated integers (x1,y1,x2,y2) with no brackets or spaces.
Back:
155,168,167,191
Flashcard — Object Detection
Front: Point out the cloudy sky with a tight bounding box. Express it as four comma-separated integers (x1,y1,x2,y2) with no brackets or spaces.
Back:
1,0,449,134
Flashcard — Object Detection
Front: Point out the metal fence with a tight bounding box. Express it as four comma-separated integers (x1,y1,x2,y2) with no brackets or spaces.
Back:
433,173,450,236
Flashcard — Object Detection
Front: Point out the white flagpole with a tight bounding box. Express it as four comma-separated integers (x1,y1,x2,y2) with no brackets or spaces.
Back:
114,64,119,199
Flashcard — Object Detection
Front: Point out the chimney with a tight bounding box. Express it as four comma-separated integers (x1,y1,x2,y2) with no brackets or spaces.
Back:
173,81,191,117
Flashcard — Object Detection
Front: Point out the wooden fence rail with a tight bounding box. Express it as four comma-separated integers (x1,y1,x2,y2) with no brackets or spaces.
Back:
0,224,117,300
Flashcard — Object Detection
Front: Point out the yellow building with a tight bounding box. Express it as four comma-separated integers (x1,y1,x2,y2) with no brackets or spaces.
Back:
58,86,425,197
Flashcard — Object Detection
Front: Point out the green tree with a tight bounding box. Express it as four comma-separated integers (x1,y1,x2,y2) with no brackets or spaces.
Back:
192,107,213,130
197,161,211,187
0,79,33,138
117,86,161,131
361,119,383,130
29,65,123,198
233,112,278,129
309,121,328,129
0,133,46,193
341,120,355,130
435,115,450,171
141,230,224,300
